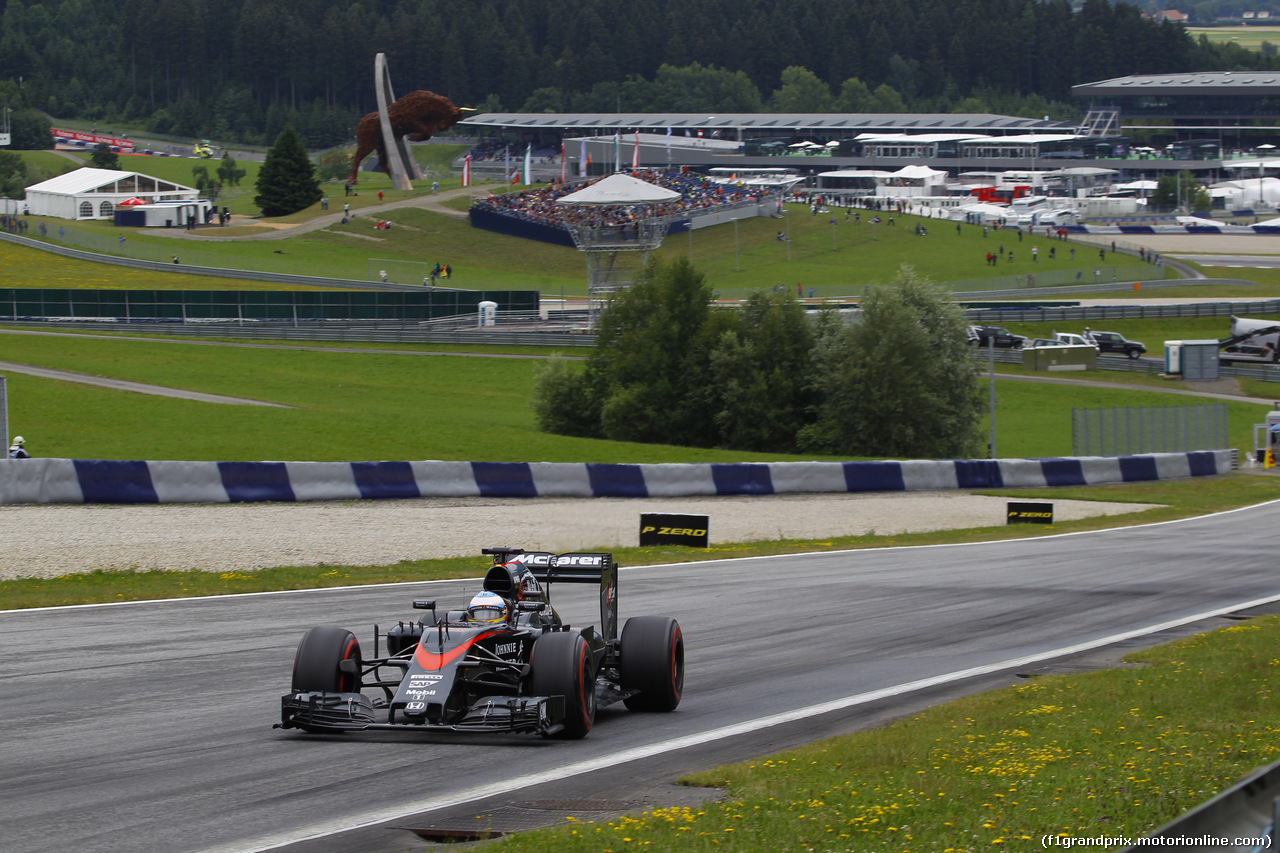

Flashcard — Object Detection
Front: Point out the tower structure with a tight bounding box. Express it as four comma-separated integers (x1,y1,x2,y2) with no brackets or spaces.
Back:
555,173,681,321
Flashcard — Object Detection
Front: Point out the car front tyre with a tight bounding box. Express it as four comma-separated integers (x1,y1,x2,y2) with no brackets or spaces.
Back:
291,626,362,694
530,632,596,739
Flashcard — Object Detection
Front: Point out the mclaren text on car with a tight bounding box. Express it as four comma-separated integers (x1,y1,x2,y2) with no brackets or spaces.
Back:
277,547,684,739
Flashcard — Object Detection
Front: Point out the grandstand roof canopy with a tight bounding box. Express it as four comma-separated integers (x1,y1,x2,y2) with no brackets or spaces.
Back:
462,112,1071,135
557,173,681,205
1073,71,1280,98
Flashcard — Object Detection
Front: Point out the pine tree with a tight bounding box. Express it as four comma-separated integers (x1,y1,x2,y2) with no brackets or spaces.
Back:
254,125,321,217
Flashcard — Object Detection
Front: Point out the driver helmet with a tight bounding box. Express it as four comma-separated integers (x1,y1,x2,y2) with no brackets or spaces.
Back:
467,590,509,623
11,436,23,447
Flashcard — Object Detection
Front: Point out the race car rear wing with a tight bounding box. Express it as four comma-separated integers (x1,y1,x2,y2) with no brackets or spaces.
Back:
484,549,618,642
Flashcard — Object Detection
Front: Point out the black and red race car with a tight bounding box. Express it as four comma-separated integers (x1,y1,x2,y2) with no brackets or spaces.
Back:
278,547,684,739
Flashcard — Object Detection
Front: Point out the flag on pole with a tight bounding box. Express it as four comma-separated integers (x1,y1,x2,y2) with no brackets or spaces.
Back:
579,138,587,178
666,126,672,159
523,144,532,185
559,142,565,183
632,131,639,170
613,132,620,173
461,154,471,187
504,148,511,184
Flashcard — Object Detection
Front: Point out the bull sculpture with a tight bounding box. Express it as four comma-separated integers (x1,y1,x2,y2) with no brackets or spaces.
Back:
349,90,468,185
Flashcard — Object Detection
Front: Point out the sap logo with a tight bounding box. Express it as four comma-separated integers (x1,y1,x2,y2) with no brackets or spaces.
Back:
495,642,520,657
641,526,707,536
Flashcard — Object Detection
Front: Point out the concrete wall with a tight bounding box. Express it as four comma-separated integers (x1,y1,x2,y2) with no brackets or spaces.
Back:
0,451,1235,504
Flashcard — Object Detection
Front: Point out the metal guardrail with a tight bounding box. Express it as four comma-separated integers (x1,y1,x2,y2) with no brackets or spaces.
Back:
966,299,1280,323
0,230,433,292
971,345,1280,383
0,318,601,347
1122,756,1280,851
957,278,1256,300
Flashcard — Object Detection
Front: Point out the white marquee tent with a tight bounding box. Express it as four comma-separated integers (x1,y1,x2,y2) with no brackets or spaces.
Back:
23,168,202,221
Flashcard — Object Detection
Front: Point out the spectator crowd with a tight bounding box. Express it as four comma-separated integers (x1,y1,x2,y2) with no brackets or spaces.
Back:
470,168,772,231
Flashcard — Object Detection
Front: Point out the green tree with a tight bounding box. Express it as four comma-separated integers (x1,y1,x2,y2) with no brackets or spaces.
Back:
799,267,984,459
217,152,246,186
89,142,120,170
834,78,875,112
190,164,221,198
254,125,320,218
533,256,731,447
531,356,601,438
770,66,832,112
0,150,27,198
590,256,727,446
8,109,52,150
870,83,908,113
707,289,815,453
520,86,565,113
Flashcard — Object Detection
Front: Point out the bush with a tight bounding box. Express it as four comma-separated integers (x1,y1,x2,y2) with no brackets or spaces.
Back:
531,357,600,438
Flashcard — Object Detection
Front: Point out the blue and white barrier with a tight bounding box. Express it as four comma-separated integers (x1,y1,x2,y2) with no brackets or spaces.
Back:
1057,220,1277,236
0,451,1234,505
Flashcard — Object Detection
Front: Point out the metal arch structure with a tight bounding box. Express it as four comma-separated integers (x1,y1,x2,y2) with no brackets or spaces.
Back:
373,53,424,191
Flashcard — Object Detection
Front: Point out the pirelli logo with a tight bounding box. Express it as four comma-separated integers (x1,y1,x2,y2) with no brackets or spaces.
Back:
1007,501,1054,524
640,513,710,548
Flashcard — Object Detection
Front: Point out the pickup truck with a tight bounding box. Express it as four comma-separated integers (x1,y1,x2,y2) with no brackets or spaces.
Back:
967,325,1027,349
1082,329,1147,359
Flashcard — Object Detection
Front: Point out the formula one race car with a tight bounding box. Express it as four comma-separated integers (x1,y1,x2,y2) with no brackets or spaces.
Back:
278,548,684,739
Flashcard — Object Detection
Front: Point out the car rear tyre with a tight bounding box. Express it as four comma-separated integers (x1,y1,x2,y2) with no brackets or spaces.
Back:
1127,348,1141,359
530,631,596,739
291,626,362,694
620,616,684,712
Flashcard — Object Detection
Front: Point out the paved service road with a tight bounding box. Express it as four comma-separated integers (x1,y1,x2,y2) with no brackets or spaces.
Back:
4,502,1279,853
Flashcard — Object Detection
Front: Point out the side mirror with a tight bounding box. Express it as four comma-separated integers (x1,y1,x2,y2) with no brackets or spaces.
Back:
412,600,436,612
517,601,546,613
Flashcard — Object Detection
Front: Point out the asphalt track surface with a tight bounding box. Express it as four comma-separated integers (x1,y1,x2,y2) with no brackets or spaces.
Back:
5,501,1280,853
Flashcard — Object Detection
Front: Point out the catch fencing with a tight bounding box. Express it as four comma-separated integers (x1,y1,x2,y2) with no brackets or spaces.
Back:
1072,403,1228,457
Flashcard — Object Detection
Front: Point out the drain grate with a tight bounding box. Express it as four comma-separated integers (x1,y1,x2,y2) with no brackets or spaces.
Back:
514,799,640,811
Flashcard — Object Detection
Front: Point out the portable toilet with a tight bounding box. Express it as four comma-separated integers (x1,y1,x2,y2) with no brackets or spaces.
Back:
1181,340,1221,381
478,300,497,327
1164,340,1183,375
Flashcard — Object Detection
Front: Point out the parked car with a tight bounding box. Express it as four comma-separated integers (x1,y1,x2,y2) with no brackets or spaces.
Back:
1052,331,1099,349
967,325,1027,349
1082,329,1147,359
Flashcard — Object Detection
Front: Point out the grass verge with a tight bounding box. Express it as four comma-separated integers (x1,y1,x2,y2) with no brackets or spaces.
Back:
500,613,1280,852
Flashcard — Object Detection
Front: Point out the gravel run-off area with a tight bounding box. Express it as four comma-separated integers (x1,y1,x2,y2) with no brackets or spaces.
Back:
0,492,1160,580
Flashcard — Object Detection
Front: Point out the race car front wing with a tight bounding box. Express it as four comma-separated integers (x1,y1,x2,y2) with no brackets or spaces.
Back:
278,691,567,736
